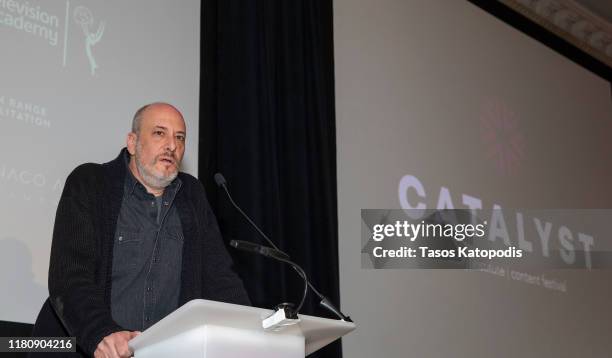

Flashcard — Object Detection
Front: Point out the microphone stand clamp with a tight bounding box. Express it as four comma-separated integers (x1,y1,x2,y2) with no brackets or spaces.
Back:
262,303,300,331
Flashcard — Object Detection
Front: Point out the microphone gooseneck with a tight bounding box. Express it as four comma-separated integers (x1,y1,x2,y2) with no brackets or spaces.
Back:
230,240,309,314
215,172,353,322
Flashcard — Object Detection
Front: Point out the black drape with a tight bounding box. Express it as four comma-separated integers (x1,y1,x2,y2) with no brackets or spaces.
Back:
199,1,342,357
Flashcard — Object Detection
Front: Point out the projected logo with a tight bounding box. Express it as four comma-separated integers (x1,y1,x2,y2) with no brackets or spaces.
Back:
0,1,105,77
0,0,60,46
479,99,525,176
73,5,105,76
0,163,64,206
0,95,51,128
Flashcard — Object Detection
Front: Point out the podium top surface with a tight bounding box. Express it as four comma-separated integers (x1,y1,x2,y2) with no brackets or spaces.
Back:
129,299,355,355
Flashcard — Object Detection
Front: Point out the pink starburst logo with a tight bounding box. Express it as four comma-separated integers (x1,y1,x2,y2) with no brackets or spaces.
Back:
479,99,525,176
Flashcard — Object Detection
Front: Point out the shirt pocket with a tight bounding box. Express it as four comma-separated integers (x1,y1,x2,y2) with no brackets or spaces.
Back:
160,228,184,273
112,231,143,275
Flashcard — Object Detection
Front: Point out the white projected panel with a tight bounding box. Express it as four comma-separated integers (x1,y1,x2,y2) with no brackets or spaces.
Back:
0,0,200,323
335,0,612,357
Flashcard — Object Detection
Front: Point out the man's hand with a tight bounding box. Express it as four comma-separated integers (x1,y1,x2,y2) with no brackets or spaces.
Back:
94,331,141,358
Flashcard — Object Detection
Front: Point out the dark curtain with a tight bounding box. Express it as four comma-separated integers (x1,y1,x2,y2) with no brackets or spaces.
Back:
199,1,342,357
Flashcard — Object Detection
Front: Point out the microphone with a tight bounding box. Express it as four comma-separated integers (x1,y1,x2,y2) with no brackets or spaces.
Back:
229,240,290,261
215,172,353,322
230,239,309,316
213,173,226,187
214,173,281,253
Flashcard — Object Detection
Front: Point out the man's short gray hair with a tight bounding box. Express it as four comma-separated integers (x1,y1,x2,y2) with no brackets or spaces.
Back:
131,102,180,134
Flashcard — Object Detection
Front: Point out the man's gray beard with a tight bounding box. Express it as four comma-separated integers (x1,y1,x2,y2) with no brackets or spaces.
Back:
135,142,178,189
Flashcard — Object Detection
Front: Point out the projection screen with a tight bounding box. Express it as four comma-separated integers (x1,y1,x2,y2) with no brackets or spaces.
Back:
335,0,612,357
0,0,200,324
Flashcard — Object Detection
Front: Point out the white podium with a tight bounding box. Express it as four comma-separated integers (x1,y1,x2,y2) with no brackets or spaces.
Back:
128,299,355,358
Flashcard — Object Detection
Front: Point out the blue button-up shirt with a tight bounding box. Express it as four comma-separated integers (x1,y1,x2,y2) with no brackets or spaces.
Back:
110,154,183,331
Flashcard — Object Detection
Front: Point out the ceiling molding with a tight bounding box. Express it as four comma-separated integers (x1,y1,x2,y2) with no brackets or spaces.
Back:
499,0,612,69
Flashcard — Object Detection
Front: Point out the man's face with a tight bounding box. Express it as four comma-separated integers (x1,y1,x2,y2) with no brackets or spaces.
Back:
127,104,186,190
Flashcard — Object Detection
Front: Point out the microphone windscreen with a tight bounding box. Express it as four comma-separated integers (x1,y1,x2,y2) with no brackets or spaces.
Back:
214,173,226,187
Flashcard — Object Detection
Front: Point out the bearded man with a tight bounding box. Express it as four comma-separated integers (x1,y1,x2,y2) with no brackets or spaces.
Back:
30,103,250,358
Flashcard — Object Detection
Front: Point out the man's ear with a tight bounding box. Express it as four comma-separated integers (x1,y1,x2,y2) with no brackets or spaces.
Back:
127,132,137,155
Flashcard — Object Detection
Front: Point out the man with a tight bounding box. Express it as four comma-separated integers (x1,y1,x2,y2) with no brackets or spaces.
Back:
30,103,250,358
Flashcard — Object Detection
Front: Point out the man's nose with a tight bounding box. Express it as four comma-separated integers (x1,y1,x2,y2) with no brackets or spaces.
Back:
165,135,177,152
